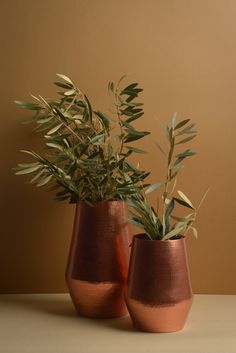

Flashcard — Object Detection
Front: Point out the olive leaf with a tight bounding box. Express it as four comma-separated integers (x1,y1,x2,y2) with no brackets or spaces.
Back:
177,190,194,209
127,115,207,241
15,74,150,203
145,182,162,195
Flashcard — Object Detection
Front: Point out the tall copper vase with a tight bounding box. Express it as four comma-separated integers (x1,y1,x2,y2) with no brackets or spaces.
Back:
125,234,193,332
66,201,130,318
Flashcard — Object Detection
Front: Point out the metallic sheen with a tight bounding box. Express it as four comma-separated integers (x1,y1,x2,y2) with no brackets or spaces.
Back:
125,234,193,332
66,201,130,318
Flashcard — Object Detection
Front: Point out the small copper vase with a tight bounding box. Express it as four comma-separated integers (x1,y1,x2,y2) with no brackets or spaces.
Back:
125,234,193,332
66,201,130,318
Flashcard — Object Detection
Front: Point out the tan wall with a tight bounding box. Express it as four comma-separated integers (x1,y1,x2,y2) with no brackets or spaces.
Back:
0,0,235,294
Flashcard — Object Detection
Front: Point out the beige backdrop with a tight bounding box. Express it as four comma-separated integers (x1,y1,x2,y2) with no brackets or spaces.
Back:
0,0,235,294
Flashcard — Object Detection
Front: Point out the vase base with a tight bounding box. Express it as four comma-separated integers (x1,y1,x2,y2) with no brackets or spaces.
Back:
125,296,193,332
67,278,128,318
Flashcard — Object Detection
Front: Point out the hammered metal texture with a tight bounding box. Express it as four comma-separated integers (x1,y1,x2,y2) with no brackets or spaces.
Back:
67,279,127,318
125,234,193,332
66,201,130,318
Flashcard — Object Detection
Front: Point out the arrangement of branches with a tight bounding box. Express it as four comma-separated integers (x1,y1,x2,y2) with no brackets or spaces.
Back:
128,115,209,240
15,74,150,203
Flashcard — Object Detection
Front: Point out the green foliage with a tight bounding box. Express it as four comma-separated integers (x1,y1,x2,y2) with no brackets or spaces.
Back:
14,74,150,203
128,115,209,240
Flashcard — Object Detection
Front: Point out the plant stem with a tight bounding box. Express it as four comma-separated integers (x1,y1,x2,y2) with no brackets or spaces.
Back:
162,129,175,235
115,88,125,157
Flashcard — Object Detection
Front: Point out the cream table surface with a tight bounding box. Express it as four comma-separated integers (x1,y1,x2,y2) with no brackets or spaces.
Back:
0,294,236,353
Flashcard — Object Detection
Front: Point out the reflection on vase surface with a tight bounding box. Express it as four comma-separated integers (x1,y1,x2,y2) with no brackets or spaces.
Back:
125,235,193,332
66,201,130,318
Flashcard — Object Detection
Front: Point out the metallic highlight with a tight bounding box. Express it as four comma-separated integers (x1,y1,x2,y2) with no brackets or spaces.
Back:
67,279,127,318
66,201,130,318
125,234,193,332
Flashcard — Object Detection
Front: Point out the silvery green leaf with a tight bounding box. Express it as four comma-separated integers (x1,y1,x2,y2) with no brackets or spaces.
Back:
182,123,195,132
178,130,197,136
117,95,127,106
54,81,72,89
162,224,185,240
169,170,179,181
165,124,170,139
89,133,105,143
62,138,70,148
122,82,138,91
190,226,198,238
176,135,197,145
171,213,195,222
127,101,143,107
176,149,194,158
122,120,135,131
170,163,183,171
173,197,194,210
177,190,194,209
53,108,67,123
125,218,145,229
64,89,76,96
94,111,110,130
30,94,43,104
118,75,127,85
62,111,71,118
17,162,39,168
14,100,41,110
15,165,41,175
38,95,50,107
155,142,166,156
20,150,35,157
108,81,114,92
124,130,150,143
126,112,143,123
125,146,146,154
162,214,166,235
175,119,190,129
56,74,73,85
36,175,53,187
145,182,162,195
172,112,177,128
171,215,187,222
165,124,173,143
75,120,82,127
165,198,175,231
174,151,196,166
73,114,83,120
46,143,63,151
47,123,63,135
170,178,177,194
37,117,52,124
30,170,45,183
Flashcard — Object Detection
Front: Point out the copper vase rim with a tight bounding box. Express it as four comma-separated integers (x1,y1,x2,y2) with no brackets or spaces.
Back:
75,200,127,206
133,233,185,243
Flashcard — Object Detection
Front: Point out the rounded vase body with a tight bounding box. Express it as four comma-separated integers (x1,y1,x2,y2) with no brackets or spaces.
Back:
125,234,193,332
66,201,130,318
